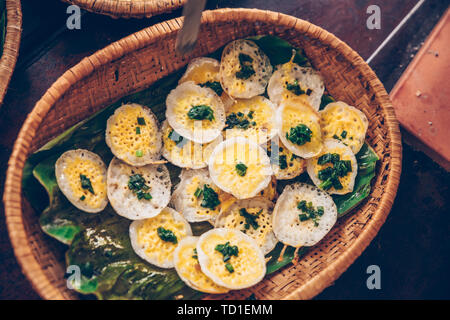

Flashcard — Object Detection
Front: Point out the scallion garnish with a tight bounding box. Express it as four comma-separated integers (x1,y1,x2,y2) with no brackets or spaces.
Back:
157,227,177,244
137,117,146,125
80,174,95,194
235,162,247,176
128,174,152,200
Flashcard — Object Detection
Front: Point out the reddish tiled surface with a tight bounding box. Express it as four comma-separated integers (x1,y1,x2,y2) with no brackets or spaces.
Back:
390,8,450,170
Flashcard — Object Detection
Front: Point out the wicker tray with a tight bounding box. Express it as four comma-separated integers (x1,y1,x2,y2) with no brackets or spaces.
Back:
0,0,21,105
61,0,185,19
3,9,402,300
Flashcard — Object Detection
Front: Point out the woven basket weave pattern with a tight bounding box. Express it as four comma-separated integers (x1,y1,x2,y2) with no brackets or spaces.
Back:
4,9,402,300
0,0,21,105
62,0,185,18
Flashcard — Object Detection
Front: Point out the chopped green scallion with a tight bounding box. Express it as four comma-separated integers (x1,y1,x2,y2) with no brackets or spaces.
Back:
194,187,203,198
225,263,234,273
137,117,146,125
157,227,178,244
235,162,248,176
80,174,95,194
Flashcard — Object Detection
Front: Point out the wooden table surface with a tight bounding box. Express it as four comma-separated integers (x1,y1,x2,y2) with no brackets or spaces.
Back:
0,0,449,299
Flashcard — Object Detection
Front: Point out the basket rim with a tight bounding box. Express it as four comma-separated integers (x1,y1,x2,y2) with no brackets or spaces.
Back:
3,8,402,300
61,0,186,19
0,0,22,105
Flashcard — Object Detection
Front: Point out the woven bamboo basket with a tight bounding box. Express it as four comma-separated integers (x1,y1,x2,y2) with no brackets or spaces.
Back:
0,0,21,105
61,0,185,19
4,8,402,300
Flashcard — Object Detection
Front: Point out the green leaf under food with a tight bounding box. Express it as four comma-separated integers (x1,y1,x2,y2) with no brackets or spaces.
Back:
266,243,308,275
22,36,379,299
249,35,310,67
65,207,201,300
333,143,379,217
319,94,335,110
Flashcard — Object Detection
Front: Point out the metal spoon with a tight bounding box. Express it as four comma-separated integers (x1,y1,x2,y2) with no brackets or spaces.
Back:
175,0,207,55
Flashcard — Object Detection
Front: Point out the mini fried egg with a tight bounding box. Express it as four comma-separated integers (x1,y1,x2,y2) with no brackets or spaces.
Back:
223,96,277,145
55,149,108,213
272,183,337,247
276,97,323,158
219,39,273,99
196,228,266,290
166,81,225,144
215,197,277,255
174,236,229,294
267,62,324,111
178,57,233,109
129,207,192,268
161,120,222,169
171,168,237,223
320,101,369,154
208,137,273,199
267,139,306,180
105,103,162,166
306,139,358,195
107,157,171,220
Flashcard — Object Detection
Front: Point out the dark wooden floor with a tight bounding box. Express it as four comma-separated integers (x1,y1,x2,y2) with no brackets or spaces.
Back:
0,0,448,299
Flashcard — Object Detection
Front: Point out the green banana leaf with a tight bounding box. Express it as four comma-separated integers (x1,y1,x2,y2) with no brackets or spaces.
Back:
249,35,310,67
22,36,378,299
65,207,208,300
333,143,379,217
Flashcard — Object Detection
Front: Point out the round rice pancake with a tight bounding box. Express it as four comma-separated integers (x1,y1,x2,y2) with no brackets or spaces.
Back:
272,183,337,247
223,96,277,145
276,97,323,158
219,39,272,99
268,63,324,111
55,149,108,213
214,197,277,255
171,168,236,223
306,139,358,195
166,81,225,144
105,103,162,166
319,101,369,154
208,137,273,199
129,207,192,268
267,138,306,180
196,228,266,290
107,157,171,220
